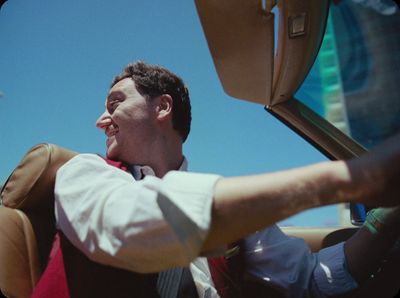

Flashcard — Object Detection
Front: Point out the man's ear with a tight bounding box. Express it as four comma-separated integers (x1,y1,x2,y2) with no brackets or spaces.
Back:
156,94,173,120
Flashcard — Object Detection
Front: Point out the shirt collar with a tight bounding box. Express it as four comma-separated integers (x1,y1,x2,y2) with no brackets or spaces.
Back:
129,157,188,180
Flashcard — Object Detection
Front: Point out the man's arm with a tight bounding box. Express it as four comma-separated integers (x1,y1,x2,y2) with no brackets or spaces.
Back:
56,135,400,272
55,154,221,273
202,160,349,252
202,134,400,253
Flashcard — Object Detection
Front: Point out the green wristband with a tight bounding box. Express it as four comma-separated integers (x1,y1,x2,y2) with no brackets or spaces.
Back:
364,208,393,235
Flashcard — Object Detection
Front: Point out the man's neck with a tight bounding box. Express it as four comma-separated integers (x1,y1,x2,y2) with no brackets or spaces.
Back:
129,155,186,180
150,153,184,178
150,133,184,177
122,131,184,177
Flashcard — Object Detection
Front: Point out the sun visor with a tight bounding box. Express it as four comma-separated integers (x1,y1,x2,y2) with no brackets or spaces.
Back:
196,0,329,107
195,0,274,105
271,0,329,106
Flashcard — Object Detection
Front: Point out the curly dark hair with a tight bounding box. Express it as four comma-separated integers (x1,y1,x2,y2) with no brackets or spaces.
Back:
112,61,192,142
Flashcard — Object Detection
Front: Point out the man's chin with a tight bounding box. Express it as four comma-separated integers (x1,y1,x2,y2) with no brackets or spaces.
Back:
105,148,119,161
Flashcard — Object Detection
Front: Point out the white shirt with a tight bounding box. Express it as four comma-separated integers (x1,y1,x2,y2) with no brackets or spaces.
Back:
54,154,221,297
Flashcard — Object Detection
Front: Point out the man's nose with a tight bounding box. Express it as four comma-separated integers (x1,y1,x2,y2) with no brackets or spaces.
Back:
96,111,112,130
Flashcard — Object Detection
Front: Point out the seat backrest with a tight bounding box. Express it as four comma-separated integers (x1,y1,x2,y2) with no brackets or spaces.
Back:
0,207,41,297
0,143,77,297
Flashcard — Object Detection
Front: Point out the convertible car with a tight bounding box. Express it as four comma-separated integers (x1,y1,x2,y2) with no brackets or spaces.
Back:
0,0,399,297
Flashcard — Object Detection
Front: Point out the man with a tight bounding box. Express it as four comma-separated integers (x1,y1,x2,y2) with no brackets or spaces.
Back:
52,61,400,297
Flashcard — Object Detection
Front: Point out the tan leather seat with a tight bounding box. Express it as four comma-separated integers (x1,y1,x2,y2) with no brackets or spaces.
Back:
0,144,158,298
0,144,77,297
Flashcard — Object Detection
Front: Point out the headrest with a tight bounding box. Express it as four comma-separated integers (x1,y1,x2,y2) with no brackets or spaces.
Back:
1,143,77,211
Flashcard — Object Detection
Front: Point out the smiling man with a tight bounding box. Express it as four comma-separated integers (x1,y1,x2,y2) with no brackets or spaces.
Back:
96,67,189,177
45,61,400,297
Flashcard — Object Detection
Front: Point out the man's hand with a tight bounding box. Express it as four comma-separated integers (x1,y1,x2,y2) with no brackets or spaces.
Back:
345,205,400,287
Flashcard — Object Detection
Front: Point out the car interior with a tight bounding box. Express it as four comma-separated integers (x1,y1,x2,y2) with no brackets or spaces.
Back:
1,0,399,297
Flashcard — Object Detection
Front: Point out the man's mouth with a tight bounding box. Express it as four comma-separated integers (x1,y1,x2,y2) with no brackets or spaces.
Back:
106,123,119,136
106,125,119,147
108,130,118,137
106,137,114,148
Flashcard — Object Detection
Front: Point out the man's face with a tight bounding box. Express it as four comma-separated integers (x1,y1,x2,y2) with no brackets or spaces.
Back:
96,78,157,163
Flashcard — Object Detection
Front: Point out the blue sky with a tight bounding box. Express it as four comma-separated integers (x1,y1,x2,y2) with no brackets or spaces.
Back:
0,0,339,226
